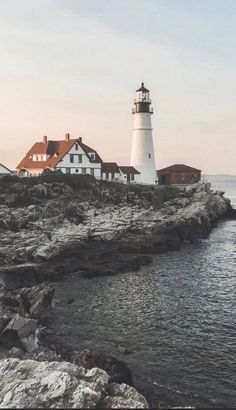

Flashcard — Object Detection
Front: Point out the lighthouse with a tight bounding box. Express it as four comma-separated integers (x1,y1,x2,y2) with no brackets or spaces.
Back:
130,82,157,184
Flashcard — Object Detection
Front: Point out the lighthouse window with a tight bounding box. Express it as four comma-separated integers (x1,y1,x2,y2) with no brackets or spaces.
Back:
149,153,151,158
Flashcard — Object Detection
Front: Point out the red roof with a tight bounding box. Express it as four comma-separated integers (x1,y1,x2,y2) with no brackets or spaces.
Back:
119,166,140,175
158,164,201,173
101,162,120,173
16,138,102,170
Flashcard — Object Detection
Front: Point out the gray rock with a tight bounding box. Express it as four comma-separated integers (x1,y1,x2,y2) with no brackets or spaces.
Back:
3,313,38,339
0,358,148,408
13,284,54,320
101,382,149,408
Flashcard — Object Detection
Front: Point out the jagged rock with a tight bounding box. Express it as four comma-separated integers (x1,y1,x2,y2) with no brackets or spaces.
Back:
0,329,24,351
1,314,38,345
12,284,54,320
73,349,133,386
100,383,149,408
0,283,54,353
0,180,233,282
33,241,61,262
0,358,148,408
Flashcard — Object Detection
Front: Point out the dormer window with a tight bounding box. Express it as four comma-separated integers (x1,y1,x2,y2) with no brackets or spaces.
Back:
89,152,96,160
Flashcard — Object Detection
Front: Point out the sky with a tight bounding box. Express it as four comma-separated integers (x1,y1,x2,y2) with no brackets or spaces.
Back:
0,0,236,174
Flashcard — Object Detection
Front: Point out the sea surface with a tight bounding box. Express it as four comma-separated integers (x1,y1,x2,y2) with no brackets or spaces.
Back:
51,176,236,408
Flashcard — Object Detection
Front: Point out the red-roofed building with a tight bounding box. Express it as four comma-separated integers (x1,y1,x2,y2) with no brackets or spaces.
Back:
157,164,201,185
101,163,140,183
101,162,120,182
16,135,140,184
16,134,103,178
118,166,140,184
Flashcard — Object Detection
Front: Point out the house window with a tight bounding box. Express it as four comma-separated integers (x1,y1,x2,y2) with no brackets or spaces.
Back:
131,174,134,181
75,144,78,151
78,154,82,163
82,168,86,175
89,153,96,160
70,154,74,163
40,155,44,161
111,172,115,179
149,153,151,158
36,155,39,161
66,168,70,174
106,172,109,180
75,169,79,173
90,168,94,176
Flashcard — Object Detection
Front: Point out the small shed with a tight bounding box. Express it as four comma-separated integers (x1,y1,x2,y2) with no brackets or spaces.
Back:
157,164,201,185
118,166,140,184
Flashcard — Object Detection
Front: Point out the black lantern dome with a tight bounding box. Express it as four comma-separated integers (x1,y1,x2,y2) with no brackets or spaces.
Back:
133,82,153,114
136,82,149,93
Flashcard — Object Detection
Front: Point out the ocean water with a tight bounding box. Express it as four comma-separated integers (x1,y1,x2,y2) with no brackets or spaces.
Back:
51,176,236,408
204,175,236,208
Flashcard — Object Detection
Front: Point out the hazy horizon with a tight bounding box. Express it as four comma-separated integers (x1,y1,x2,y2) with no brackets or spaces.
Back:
0,0,236,174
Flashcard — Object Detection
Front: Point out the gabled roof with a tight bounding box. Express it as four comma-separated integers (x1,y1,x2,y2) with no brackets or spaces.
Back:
101,162,120,173
80,141,103,164
16,138,103,170
119,166,140,175
0,163,12,173
158,164,201,173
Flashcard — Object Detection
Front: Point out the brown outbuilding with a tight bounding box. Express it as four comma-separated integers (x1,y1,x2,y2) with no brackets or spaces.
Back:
157,164,201,185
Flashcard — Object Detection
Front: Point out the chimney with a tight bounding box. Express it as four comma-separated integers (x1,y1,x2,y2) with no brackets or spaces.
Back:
78,137,82,142
43,135,47,143
65,133,70,141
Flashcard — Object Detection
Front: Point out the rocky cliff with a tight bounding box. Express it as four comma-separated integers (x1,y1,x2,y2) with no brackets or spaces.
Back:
0,174,232,287
0,358,148,408
0,174,234,408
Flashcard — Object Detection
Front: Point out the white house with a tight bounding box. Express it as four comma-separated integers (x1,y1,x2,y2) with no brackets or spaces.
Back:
16,134,140,184
0,163,12,174
101,162,121,182
101,162,140,184
118,166,140,184
16,134,103,177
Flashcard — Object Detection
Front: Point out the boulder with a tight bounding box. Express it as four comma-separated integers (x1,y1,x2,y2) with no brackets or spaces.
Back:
73,349,133,386
100,383,149,408
0,358,148,408
33,241,61,262
2,314,38,339
12,284,54,320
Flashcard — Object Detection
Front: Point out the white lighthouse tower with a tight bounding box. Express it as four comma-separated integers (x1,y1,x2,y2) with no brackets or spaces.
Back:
130,82,157,184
